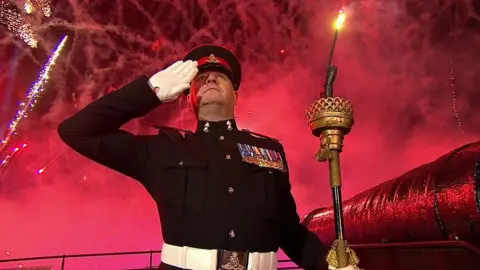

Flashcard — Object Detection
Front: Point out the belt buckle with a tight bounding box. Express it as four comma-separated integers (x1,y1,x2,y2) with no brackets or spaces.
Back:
217,250,248,270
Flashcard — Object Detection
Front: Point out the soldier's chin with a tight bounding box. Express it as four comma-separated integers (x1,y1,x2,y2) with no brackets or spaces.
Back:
199,99,225,107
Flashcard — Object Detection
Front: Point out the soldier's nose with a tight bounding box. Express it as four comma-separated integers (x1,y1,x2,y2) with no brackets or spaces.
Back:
206,74,217,84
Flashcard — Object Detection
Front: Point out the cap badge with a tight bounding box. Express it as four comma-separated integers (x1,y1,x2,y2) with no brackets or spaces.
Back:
207,54,220,63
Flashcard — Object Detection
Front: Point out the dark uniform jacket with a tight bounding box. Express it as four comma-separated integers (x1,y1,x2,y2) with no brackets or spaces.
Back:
57,76,328,269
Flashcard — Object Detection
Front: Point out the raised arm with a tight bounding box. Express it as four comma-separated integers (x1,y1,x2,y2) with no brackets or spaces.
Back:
58,60,198,182
58,75,161,181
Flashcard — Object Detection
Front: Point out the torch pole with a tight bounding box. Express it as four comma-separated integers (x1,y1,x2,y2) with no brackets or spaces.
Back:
305,8,361,269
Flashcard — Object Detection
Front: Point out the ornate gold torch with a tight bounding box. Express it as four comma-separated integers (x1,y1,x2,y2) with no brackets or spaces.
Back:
305,9,361,269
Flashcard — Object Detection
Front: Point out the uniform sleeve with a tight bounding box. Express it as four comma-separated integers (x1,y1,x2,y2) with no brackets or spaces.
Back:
57,75,162,182
278,151,330,270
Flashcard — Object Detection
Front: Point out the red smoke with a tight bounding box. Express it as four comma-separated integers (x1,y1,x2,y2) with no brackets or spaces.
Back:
0,0,479,269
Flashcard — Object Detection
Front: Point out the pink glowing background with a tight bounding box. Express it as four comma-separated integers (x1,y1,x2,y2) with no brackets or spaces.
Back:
0,0,479,269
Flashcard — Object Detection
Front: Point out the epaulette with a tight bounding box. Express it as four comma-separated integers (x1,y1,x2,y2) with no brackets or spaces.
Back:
151,125,193,138
242,129,279,142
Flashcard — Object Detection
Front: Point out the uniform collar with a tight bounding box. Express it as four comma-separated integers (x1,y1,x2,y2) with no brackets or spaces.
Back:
196,119,238,133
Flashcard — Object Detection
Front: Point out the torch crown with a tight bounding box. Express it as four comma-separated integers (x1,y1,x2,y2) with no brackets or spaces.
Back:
306,97,354,137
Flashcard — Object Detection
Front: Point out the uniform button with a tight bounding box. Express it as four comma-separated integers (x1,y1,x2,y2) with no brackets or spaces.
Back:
228,187,234,194
179,161,184,166
229,230,236,238
225,154,231,160
219,136,225,140
268,170,273,174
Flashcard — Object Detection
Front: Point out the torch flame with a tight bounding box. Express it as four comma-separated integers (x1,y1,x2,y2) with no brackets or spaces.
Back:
335,9,346,30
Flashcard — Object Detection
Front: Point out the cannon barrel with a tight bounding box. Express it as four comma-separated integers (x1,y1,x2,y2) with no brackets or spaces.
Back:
302,141,480,248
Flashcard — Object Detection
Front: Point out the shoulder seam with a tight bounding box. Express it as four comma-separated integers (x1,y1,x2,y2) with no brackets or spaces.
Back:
242,129,279,142
151,125,193,133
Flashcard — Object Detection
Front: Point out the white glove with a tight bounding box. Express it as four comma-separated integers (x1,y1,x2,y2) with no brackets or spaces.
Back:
328,265,356,270
148,60,198,102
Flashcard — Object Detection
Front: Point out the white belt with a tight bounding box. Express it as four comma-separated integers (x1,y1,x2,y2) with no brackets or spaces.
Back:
161,243,278,270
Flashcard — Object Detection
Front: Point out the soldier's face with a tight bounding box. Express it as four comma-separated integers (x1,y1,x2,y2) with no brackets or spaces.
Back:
189,71,237,109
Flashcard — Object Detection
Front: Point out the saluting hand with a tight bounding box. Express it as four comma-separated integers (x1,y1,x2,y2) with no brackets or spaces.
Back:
148,60,199,102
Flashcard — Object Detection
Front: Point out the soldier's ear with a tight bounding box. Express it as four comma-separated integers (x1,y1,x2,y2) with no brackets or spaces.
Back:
186,94,198,116
187,94,192,108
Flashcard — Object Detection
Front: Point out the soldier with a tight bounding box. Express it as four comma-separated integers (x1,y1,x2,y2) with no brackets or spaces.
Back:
58,45,355,270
